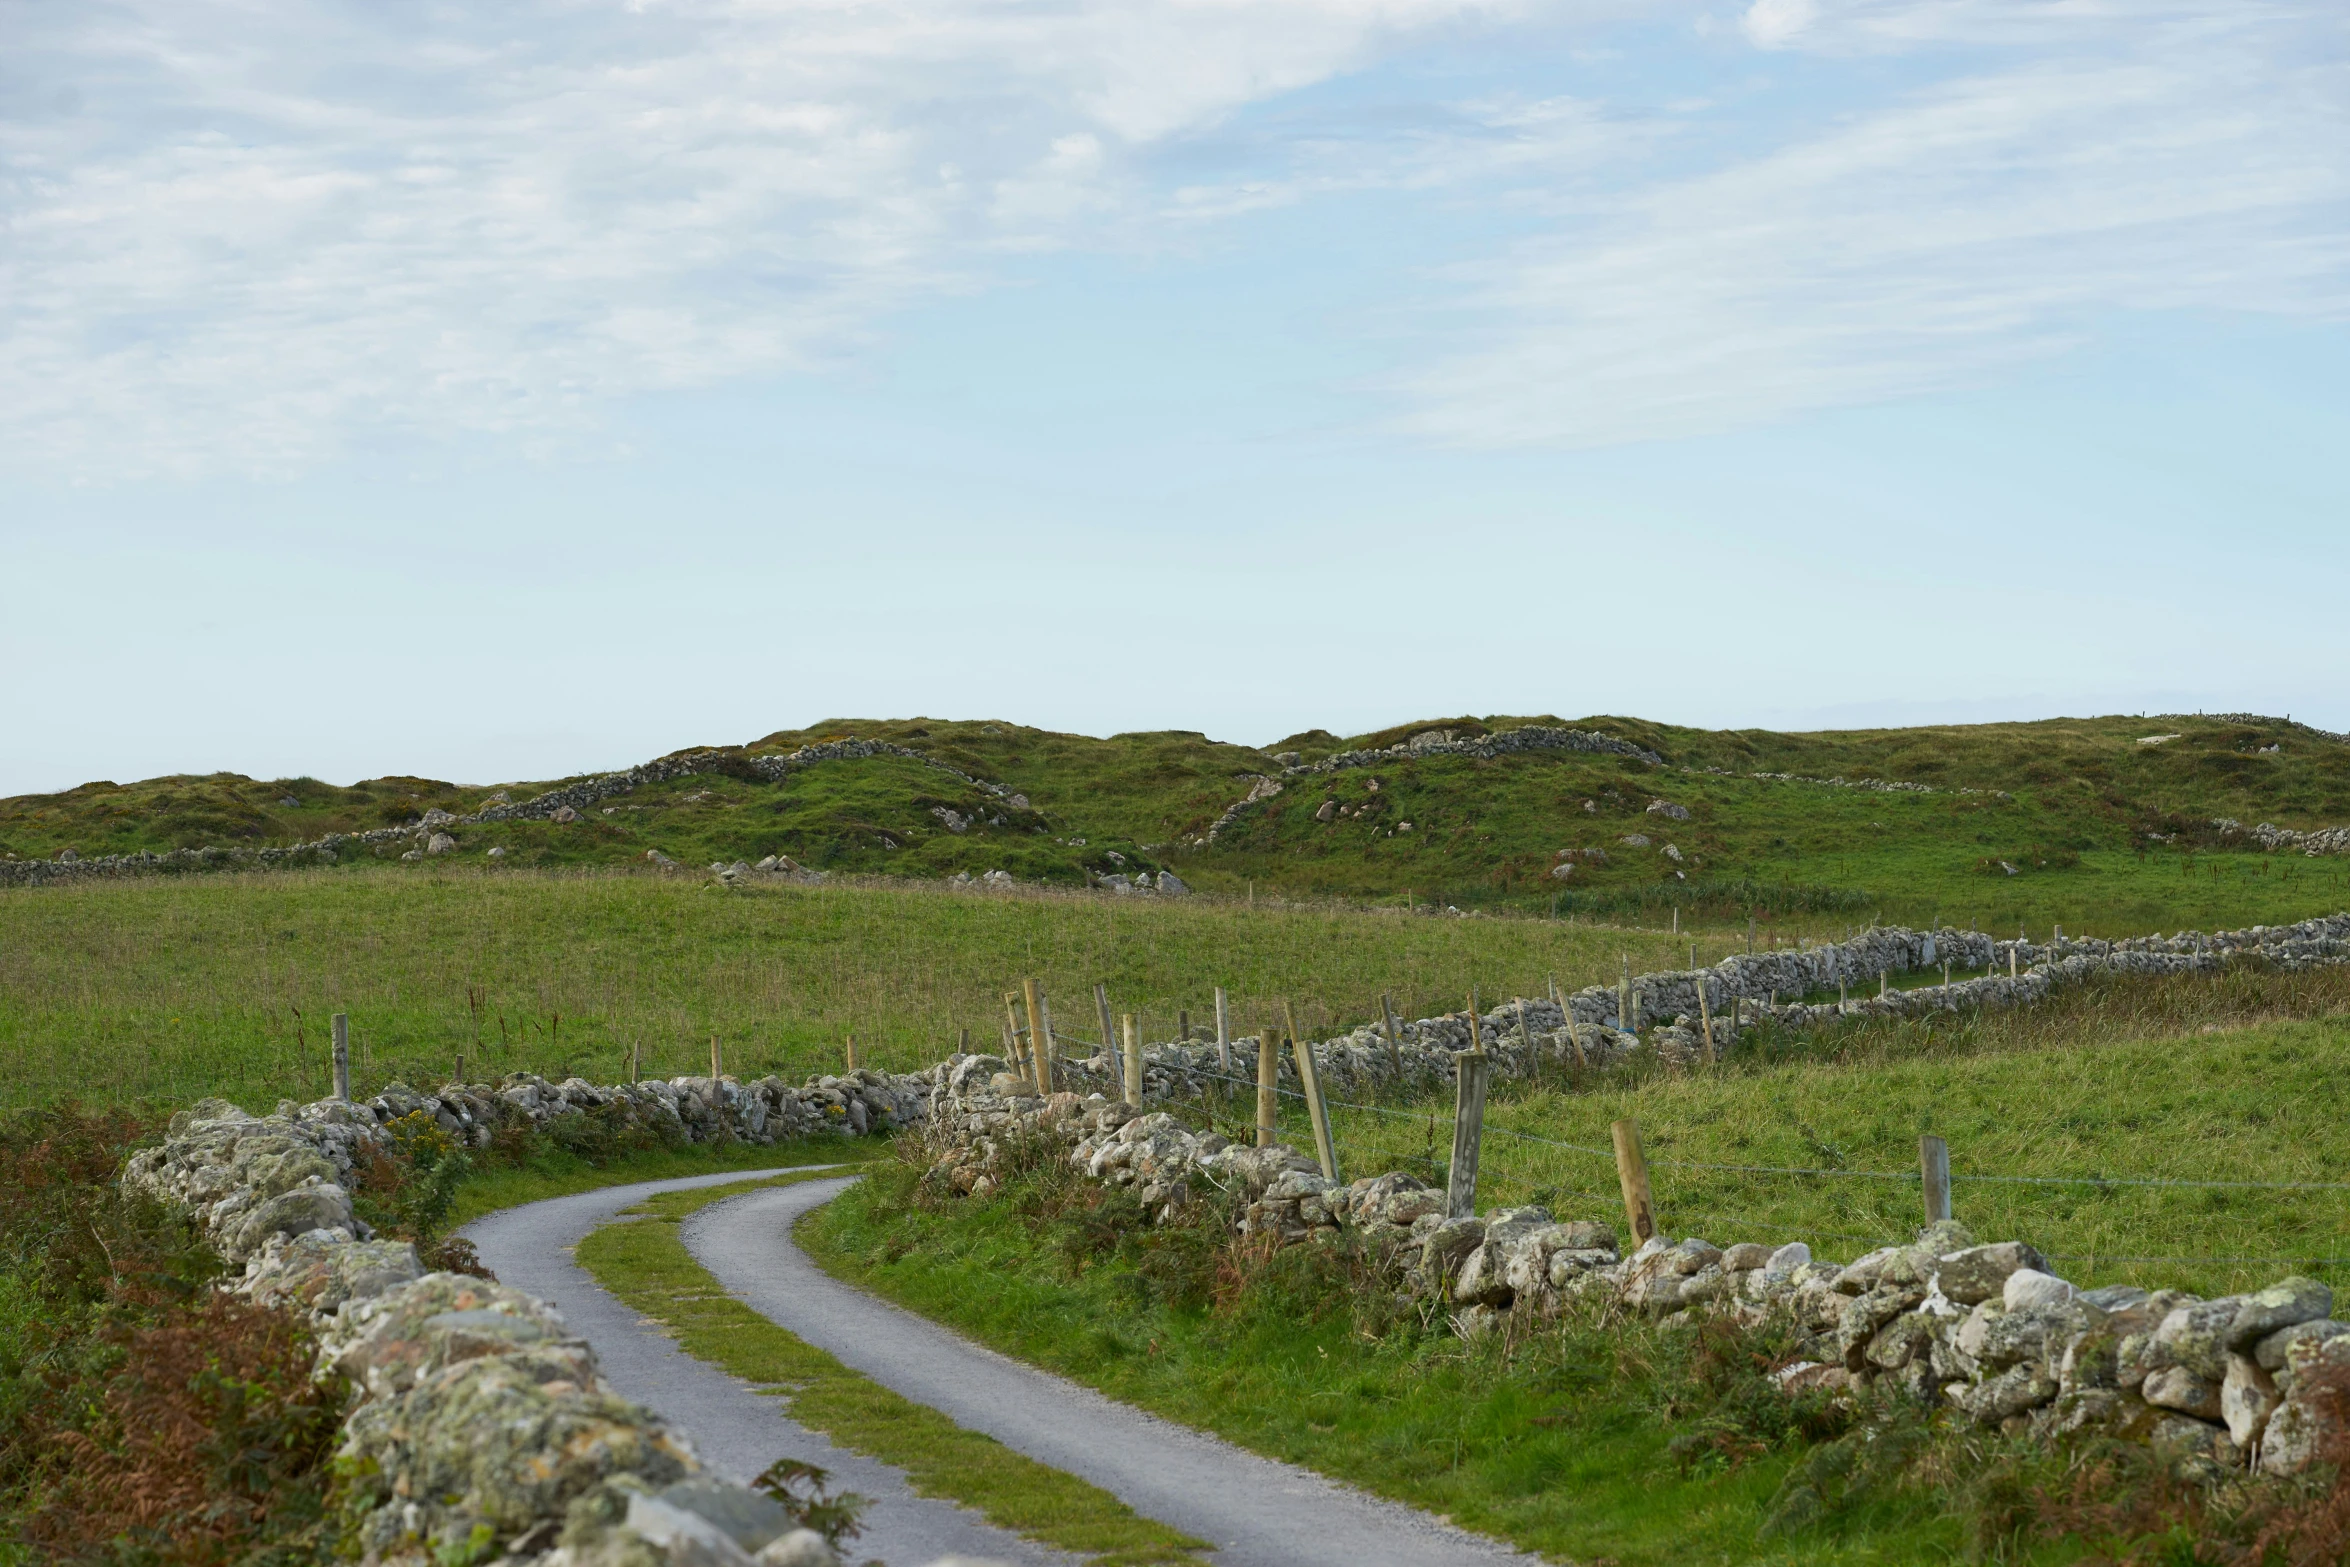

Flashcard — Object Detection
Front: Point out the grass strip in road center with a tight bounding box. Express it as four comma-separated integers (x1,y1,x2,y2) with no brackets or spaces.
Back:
574,1172,1211,1567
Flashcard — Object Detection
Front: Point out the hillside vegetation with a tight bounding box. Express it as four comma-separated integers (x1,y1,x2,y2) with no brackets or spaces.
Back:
7,712,2350,931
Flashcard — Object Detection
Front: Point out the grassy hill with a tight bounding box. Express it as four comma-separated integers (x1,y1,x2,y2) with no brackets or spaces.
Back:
6,711,2349,933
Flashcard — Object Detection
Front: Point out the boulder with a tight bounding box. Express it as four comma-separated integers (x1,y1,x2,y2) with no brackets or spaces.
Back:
2223,1352,2280,1447
2156,1297,2245,1381
552,805,581,824
1951,1363,2058,1425
1933,1242,2046,1306
2256,1318,2350,1375
2227,1278,2331,1351
2143,1365,2224,1421
2003,1269,2078,1312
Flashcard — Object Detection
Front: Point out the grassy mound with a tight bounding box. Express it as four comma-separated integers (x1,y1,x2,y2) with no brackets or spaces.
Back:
8,711,2350,927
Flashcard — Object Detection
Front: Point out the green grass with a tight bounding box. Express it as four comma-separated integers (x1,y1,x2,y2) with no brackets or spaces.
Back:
574,1172,1210,1567
9,711,2350,929
1198,964,2350,1299
0,867,1741,1109
807,1164,2073,1566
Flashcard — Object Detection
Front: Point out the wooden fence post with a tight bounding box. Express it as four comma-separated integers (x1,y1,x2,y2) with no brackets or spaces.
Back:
1022,977,1050,1094
1550,977,1588,1067
710,1034,723,1080
1921,1134,1952,1225
332,1012,350,1101
1381,991,1403,1080
1255,1024,1278,1148
1514,997,1533,1054
1611,1118,1657,1245
1122,1014,1143,1106
1695,972,1715,1065
845,1033,858,1072
1447,1048,1490,1219
630,1040,640,1084
1284,999,1339,1182
1095,983,1117,1060
959,1027,971,1055
1002,992,1025,1077
1215,986,1231,1073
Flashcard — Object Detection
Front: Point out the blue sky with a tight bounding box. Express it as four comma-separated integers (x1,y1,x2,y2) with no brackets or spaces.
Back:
4,0,2345,794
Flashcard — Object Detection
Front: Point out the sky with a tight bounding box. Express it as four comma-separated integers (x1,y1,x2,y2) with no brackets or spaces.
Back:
4,0,2346,794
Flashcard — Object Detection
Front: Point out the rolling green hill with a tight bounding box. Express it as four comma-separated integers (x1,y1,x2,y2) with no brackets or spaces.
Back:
6,711,2349,933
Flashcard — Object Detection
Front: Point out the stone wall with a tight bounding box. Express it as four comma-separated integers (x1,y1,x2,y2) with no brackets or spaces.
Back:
919,1082,2350,1486
987,912,2350,1108
118,902,2350,1558
124,1064,930,1567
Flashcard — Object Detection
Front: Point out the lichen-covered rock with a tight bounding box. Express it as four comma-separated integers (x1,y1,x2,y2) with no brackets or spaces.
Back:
2156,1297,2245,1381
1951,1363,2058,1425
2228,1278,2331,1351
242,1232,422,1322
338,1344,698,1563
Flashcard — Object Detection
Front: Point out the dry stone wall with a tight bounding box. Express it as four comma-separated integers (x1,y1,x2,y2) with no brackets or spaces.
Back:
120,903,2350,1558
124,1065,930,1567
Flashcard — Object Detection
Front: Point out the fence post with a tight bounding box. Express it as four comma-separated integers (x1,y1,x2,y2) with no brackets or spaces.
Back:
630,1040,640,1084
1215,987,1231,1073
1447,1048,1490,1219
1611,1119,1657,1245
1381,991,1403,1081
845,1033,858,1072
1284,998,1339,1183
710,1034,723,1080
1550,978,1588,1067
1695,972,1715,1065
1255,1025,1278,1148
1095,983,1117,1060
1022,977,1050,1094
1002,992,1025,1077
454,1053,464,1088
332,1013,350,1101
1122,1014,1143,1106
1920,1134,1952,1225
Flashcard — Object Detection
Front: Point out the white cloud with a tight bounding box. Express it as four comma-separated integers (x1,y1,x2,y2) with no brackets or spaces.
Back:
0,0,1524,477
1400,9,2350,447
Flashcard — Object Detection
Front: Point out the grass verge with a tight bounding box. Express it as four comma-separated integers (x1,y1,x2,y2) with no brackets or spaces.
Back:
574,1174,1211,1567
803,1157,2050,1566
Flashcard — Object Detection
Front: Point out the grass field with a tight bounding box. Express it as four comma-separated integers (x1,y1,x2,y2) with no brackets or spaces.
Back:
1208,965,2350,1298
0,867,1737,1109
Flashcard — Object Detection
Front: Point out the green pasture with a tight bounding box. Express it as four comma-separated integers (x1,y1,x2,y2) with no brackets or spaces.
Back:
0,867,1730,1110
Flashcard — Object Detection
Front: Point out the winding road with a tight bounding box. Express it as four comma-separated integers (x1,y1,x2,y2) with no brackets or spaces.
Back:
466,1171,1531,1567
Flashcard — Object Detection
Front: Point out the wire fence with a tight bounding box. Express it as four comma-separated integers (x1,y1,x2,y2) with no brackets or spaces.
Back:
1176,1063,2350,1277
